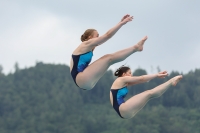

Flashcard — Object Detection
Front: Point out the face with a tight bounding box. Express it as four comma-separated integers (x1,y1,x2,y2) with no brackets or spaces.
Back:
89,30,99,39
123,69,132,77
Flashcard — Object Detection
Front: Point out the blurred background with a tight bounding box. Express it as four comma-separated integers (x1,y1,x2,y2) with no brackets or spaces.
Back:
0,0,200,133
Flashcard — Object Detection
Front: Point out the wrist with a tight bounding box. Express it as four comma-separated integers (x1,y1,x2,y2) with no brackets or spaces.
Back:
119,21,124,26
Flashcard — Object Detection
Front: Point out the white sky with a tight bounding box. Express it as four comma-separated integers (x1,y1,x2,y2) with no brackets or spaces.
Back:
0,0,200,74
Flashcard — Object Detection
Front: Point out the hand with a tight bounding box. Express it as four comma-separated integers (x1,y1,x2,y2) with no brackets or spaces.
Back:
157,71,168,78
120,14,133,25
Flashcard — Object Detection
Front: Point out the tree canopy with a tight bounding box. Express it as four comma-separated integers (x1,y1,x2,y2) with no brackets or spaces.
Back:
0,62,199,133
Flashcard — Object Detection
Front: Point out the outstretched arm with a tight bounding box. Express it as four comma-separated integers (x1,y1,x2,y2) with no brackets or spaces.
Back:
84,14,133,47
122,71,168,86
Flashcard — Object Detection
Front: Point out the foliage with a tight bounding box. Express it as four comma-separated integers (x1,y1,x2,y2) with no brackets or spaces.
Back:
0,62,200,133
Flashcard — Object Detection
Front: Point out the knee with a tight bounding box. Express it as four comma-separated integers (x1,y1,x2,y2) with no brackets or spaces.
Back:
144,90,154,99
101,54,113,63
145,90,161,99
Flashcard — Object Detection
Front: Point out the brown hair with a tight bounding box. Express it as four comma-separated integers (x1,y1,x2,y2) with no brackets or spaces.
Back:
81,29,96,42
114,65,130,77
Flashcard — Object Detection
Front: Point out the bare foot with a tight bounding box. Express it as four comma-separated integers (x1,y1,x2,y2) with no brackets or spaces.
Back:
171,75,183,86
134,36,148,51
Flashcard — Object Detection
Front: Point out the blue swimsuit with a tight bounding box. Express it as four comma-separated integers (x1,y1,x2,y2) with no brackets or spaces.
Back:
71,51,93,89
111,86,128,118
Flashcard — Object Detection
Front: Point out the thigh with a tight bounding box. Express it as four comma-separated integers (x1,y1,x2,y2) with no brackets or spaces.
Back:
119,90,152,118
76,54,112,89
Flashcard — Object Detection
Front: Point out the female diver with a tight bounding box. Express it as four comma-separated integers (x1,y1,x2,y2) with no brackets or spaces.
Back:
110,66,183,119
70,14,148,90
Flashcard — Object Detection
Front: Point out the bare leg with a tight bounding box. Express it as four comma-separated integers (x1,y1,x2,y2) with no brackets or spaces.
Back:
119,75,183,119
76,36,148,89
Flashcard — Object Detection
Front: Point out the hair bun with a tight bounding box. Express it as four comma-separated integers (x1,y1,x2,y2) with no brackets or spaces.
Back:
114,70,119,76
81,34,85,42
114,65,130,77
80,29,96,42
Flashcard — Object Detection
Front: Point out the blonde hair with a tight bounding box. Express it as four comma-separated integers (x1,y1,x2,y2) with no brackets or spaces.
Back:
81,29,96,42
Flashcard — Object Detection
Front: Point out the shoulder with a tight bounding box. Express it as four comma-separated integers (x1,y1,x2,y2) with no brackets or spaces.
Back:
118,76,131,82
73,42,94,55
114,76,132,83
111,77,127,88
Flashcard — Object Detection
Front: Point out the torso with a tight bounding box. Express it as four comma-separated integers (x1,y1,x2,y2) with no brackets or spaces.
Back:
110,77,128,106
70,43,95,72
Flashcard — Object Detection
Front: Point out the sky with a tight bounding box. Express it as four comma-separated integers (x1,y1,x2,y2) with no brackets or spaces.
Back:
0,0,200,75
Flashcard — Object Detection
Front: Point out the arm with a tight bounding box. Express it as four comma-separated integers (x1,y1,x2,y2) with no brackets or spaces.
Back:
84,14,133,47
123,71,168,86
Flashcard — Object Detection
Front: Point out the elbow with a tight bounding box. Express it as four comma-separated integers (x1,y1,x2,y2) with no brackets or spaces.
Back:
139,76,145,82
105,32,112,39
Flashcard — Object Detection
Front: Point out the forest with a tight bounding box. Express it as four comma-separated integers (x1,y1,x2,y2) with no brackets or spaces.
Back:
0,62,200,133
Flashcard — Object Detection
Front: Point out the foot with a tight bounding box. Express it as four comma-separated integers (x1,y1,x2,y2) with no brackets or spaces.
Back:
171,75,183,86
134,36,148,51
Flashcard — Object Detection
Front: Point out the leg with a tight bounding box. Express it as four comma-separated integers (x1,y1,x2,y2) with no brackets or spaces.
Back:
119,75,183,119
76,36,148,90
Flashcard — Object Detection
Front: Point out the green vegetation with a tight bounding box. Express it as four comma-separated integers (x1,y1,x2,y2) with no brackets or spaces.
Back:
0,62,200,133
